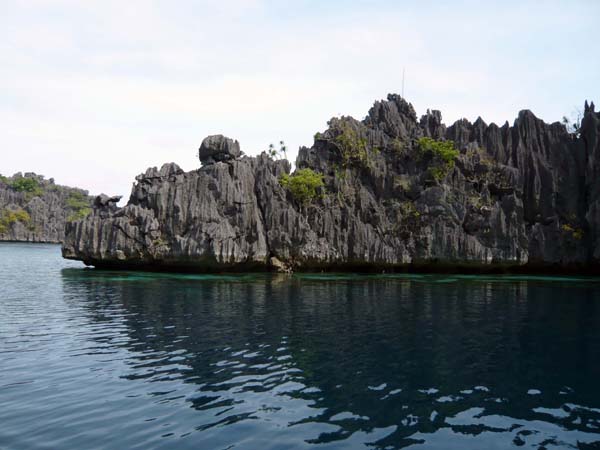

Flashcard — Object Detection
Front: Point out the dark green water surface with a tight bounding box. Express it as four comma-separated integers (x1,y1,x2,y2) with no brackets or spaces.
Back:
1,243,600,449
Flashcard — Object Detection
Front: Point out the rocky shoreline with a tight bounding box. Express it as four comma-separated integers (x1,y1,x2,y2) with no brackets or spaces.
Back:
62,95,600,273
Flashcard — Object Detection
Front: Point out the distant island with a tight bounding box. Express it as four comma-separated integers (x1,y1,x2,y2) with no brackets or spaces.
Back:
0,173,93,243
62,95,600,273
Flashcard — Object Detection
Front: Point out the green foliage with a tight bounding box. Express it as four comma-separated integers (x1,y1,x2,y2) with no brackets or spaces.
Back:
279,168,324,204
477,149,493,166
0,208,31,234
394,177,411,192
391,138,405,155
465,146,495,167
468,194,492,210
279,140,288,160
417,137,459,181
152,237,168,247
267,141,288,160
333,164,347,181
561,223,574,232
66,191,89,210
66,191,91,222
396,201,422,238
11,177,39,192
331,119,369,167
417,137,459,163
0,174,8,184
427,166,447,181
10,177,43,197
399,201,421,219
561,223,584,240
67,208,91,222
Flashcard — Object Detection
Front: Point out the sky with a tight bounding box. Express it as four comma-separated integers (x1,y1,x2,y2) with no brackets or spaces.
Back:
2,0,599,200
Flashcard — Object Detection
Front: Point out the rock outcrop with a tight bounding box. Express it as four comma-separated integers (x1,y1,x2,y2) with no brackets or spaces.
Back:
199,135,242,165
0,173,93,243
62,95,600,273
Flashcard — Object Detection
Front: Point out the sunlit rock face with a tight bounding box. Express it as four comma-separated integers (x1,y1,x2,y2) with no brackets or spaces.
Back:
62,96,600,273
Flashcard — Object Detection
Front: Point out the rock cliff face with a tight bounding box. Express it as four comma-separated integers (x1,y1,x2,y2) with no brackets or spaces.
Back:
0,173,93,243
62,95,600,273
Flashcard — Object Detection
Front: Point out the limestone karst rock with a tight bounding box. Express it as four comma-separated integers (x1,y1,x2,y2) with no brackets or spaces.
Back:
62,95,600,272
199,135,242,165
0,173,93,243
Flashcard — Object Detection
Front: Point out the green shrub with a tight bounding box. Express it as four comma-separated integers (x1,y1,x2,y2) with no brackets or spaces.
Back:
417,137,459,181
66,191,91,222
428,166,448,181
396,201,422,237
0,208,31,234
67,208,91,222
11,177,43,196
417,137,459,163
331,119,369,167
394,177,411,191
562,223,584,240
66,191,89,209
333,164,347,181
466,147,494,166
280,168,324,204
391,138,405,154
399,201,421,219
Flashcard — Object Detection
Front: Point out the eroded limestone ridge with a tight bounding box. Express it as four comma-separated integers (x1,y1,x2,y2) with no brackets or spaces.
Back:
62,95,600,272
0,173,93,243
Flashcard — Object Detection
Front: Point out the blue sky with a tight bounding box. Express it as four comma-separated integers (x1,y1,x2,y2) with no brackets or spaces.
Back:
2,0,598,199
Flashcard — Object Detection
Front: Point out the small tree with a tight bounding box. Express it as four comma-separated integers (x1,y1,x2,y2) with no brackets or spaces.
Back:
10,177,43,198
267,143,278,159
11,177,40,193
279,140,288,160
267,140,289,160
416,137,459,181
279,168,324,204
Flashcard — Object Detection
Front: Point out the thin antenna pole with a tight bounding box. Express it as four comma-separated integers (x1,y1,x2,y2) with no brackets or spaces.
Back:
402,67,405,98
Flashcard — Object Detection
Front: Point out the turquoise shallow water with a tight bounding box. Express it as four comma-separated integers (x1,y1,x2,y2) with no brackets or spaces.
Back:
1,243,600,449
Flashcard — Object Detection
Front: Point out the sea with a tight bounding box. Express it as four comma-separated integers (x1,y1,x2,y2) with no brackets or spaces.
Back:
1,242,599,449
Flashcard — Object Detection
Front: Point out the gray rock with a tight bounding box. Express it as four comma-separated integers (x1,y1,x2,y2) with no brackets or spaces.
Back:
199,135,241,165
94,194,122,209
62,95,600,273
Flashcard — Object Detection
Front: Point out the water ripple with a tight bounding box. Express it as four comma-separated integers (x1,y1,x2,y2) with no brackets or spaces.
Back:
1,243,600,449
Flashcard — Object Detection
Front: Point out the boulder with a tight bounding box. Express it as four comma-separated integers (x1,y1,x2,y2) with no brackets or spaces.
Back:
199,135,241,165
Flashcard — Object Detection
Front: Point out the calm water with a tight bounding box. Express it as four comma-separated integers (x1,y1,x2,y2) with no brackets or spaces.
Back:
1,243,600,449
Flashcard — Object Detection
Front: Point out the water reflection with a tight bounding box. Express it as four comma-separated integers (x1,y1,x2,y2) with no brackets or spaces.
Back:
55,270,600,449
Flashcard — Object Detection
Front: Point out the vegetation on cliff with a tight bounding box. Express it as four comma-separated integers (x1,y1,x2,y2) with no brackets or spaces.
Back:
416,137,459,181
279,168,324,204
0,173,93,242
1,175,44,200
312,117,379,170
66,191,92,222
0,208,31,234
